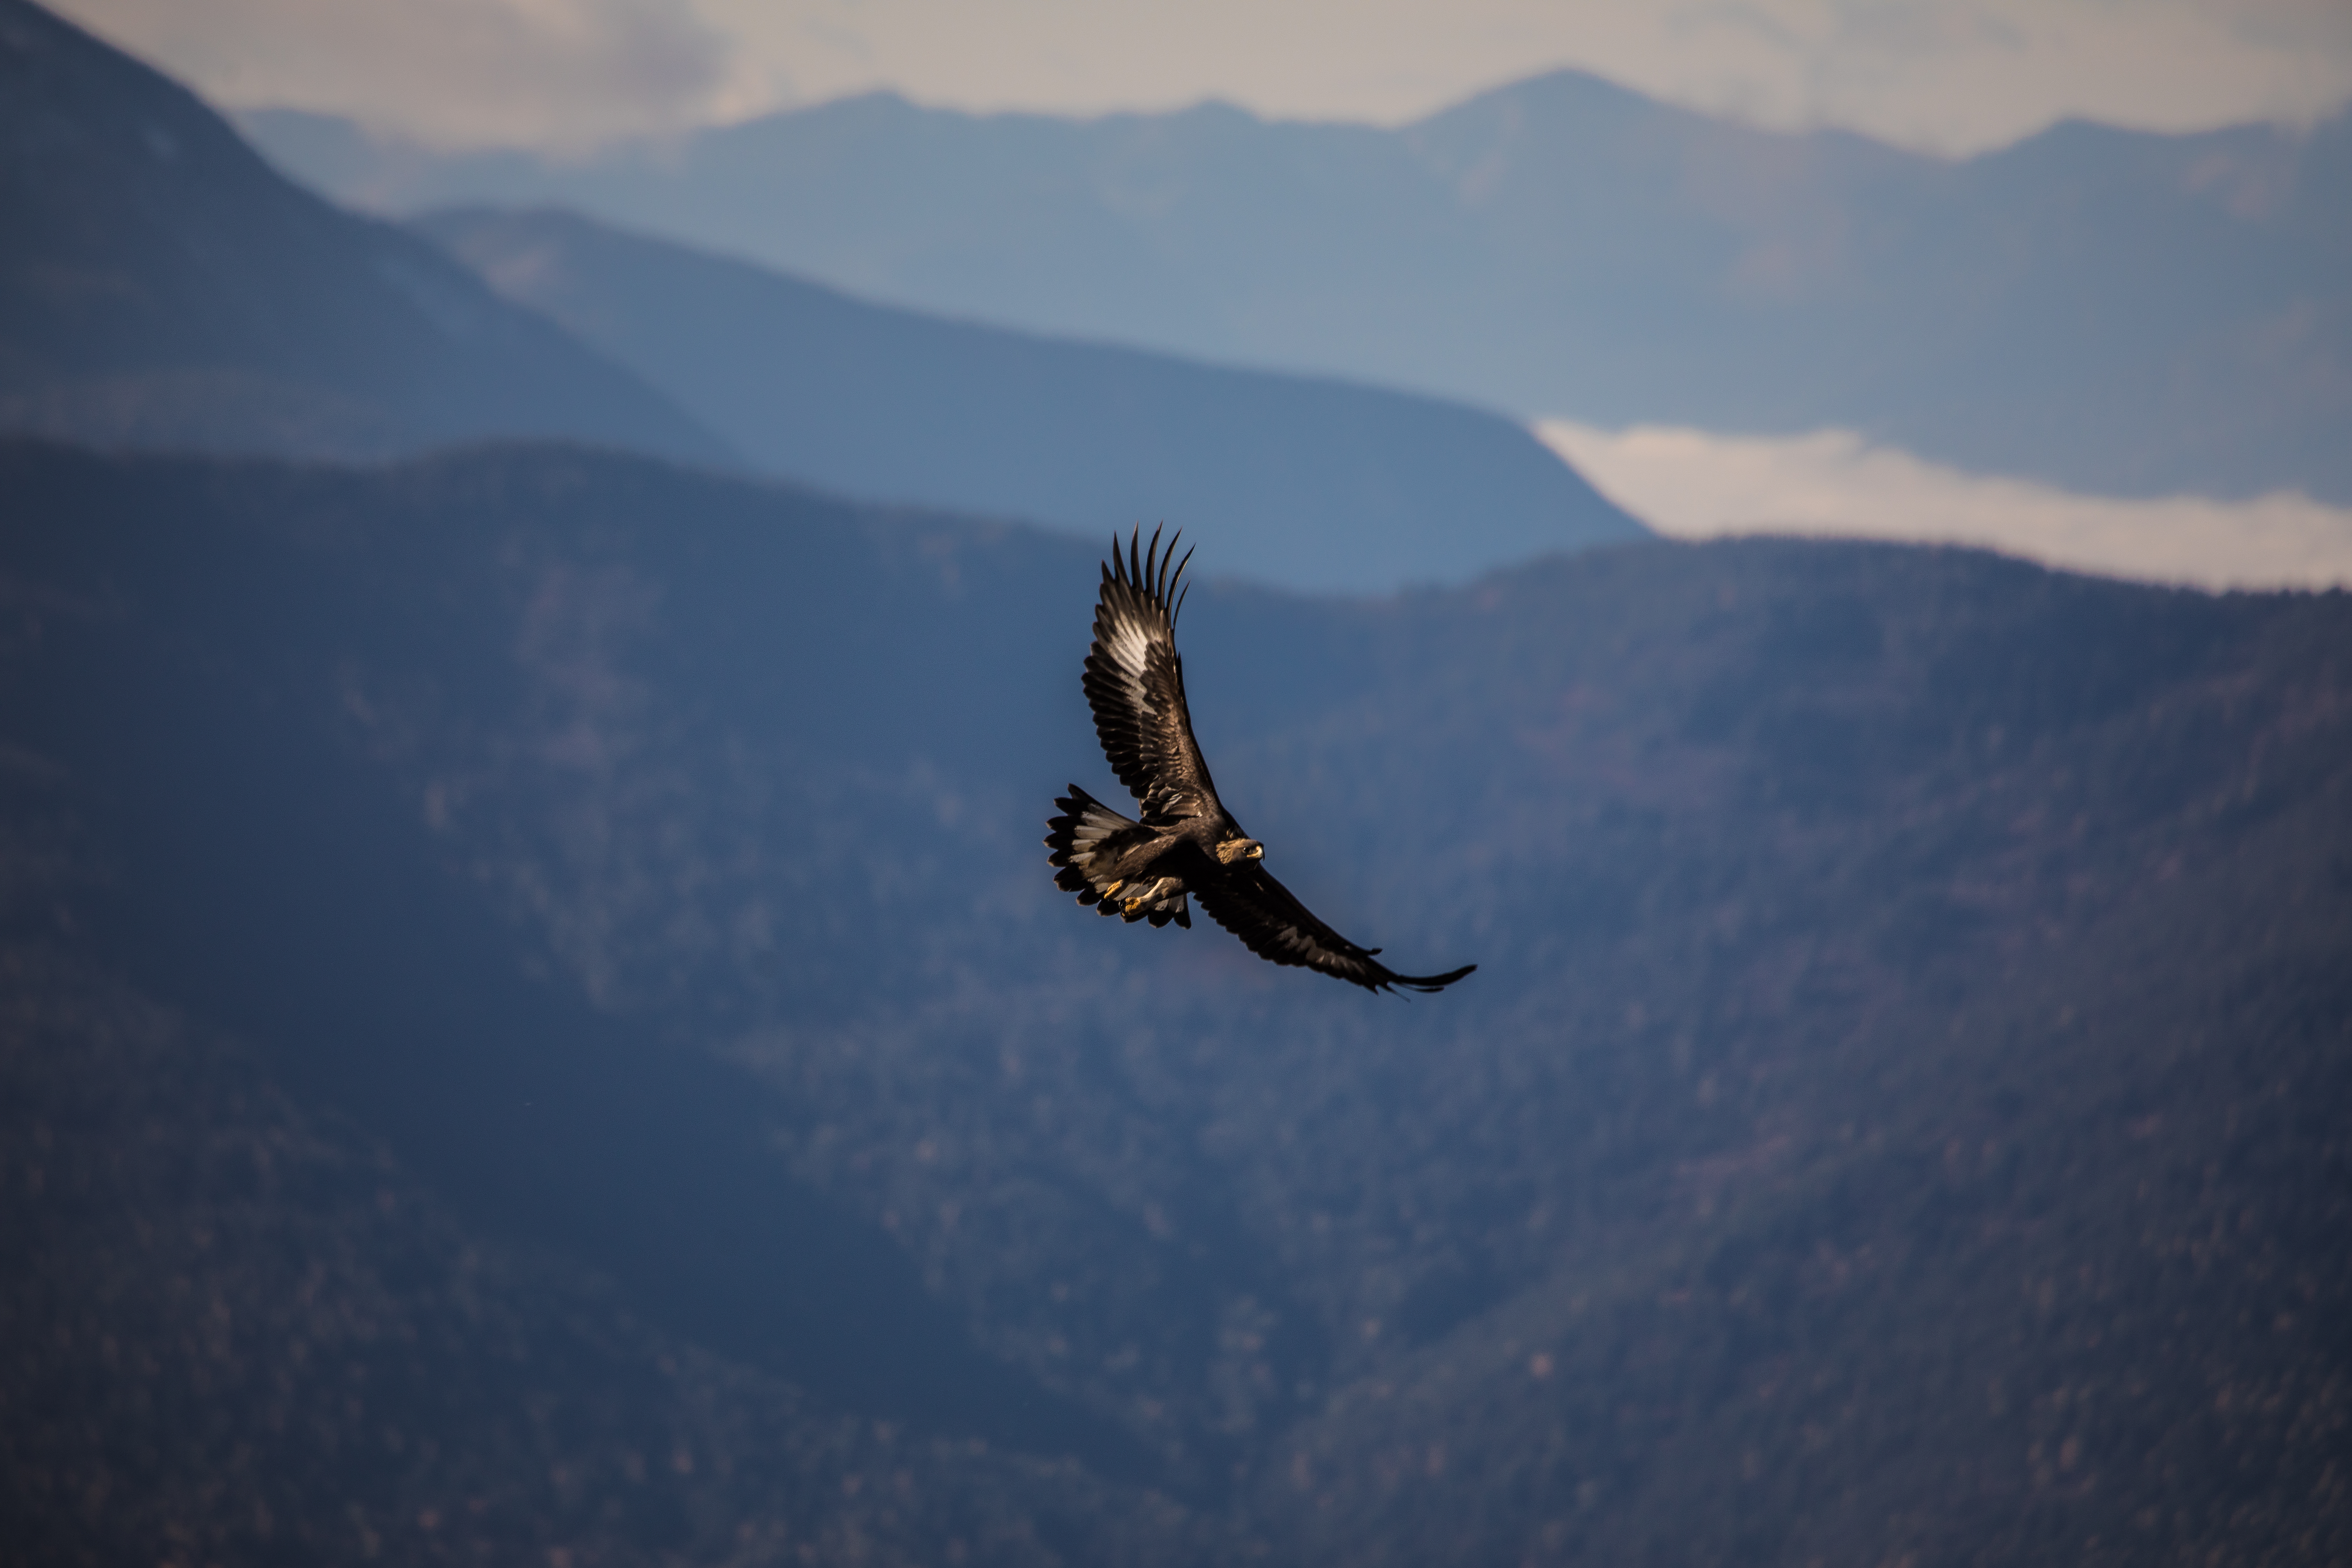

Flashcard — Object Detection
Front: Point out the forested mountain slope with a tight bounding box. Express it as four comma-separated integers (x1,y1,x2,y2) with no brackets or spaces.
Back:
2,439,2345,1563
0,0,727,466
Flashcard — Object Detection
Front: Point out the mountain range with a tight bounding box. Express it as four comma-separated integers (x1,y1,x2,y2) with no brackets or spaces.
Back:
4,1,2348,1560
414,206,1637,593
247,75,2352,504
0,0,1638,594
5,435,2346,1563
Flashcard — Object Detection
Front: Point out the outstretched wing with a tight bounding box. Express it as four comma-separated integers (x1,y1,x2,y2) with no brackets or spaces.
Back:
1083,527,1222,826
1192,861,1477,995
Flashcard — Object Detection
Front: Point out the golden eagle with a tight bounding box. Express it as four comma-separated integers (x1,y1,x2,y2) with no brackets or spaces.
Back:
1045,529,1476,994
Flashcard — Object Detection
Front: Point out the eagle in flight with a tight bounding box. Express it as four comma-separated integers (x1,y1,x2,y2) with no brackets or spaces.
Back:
1045,528,1476,994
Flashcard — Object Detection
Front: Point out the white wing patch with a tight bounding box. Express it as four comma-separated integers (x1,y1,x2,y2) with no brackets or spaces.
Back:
1081,527,1212,828
1104,616,1158,715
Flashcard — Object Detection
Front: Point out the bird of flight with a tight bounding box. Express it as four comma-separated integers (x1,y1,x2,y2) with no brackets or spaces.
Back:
1045,528,1476,994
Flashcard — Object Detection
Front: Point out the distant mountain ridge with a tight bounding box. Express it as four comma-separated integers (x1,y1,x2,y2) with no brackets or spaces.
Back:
0,0,731,466
0,0,1643,594
415,206,1642,593
246,73,2352,503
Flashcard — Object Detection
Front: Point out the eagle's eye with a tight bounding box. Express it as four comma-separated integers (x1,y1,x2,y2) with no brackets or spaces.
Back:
1218,837,1264,865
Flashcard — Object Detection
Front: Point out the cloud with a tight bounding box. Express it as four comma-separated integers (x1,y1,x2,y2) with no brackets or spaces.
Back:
54,0,730,150
1538,422,2352,592
49,0,2352,156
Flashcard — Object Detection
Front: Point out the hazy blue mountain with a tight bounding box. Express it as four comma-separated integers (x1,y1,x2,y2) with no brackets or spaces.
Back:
6,437,2346,1562
416,207,1641,593
246,76,2352,502
0,0,728,465
0,0,1636,596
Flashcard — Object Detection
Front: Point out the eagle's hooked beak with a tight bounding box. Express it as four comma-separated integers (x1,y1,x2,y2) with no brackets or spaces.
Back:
1216,837,1265,865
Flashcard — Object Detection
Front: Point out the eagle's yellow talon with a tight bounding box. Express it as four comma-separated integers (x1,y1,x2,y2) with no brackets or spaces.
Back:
1123,896,1148,914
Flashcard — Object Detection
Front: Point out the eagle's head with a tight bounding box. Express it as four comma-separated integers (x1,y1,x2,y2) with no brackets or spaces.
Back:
1216,836,1265,865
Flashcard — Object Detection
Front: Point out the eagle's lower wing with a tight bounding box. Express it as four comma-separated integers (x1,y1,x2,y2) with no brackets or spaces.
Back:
1083,528,1221,825
1192,861,1477,995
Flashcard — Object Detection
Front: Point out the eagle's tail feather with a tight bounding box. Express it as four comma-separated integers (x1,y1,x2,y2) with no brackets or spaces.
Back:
1045,785,1190,926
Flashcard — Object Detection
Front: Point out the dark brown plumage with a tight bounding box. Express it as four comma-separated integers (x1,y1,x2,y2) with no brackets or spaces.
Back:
1044,528,1475,995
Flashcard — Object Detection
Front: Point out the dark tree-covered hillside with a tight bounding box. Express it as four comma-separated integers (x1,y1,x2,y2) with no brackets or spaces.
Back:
0,0,729,467
1,439,2346,1564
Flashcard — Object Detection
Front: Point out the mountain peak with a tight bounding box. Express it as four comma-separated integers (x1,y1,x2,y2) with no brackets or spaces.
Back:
0,0,731,466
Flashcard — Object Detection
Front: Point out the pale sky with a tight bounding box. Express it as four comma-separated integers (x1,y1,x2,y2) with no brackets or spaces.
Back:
1540,422,2352,593
52,0,2352,154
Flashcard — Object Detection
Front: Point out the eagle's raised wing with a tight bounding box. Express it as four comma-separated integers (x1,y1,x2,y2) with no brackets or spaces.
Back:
1083,527,1221,825
1192,861,1478,995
